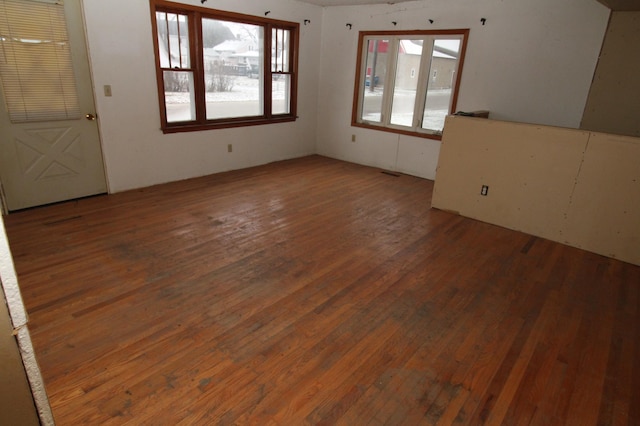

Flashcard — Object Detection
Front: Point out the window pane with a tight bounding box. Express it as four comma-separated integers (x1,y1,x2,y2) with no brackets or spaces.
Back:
164,70,195,122
272,28,290,72
203,19,264,120
272,74,290,115
422,39,461,132
0,0,81,122
360,39,387,123
390,39,422,127
156,12,190,69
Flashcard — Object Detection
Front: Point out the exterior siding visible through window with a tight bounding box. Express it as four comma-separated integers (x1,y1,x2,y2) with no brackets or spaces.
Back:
150,0,299,133
352,29,469,140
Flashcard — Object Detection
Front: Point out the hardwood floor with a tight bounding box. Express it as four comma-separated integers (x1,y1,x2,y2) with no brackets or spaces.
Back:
4,155,639,425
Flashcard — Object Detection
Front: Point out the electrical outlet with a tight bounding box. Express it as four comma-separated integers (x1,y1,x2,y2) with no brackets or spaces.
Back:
481,185,489,196
227,144,233,153
351,134,356,142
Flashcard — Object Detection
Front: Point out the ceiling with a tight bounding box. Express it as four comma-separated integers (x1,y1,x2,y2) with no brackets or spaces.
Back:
295,0,414,6
295,0,640,11
596,0,640,10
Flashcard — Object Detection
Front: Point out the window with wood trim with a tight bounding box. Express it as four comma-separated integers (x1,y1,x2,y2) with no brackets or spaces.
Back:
352,30,468,140
150,0,298,133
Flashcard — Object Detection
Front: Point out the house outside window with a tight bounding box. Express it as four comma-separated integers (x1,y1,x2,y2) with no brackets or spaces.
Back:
150,0,298,133
352,29,468,139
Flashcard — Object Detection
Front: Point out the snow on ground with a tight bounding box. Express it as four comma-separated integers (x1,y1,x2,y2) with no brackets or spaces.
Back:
165,75,286,104
165,76,446,130
362,87,450,131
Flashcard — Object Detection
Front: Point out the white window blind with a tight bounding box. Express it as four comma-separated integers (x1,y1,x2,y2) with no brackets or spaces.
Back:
0,0,81,123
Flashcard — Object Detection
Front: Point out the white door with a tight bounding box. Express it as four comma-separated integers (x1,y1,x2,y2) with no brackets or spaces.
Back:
0,0,106,212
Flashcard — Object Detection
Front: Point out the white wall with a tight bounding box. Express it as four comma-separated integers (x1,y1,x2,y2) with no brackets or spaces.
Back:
82,0,610,190
82,0,323,193
316,0,610,179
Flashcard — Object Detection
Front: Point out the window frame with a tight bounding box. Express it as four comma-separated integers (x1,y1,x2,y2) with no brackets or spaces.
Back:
351,29,469,140
149,0,299,133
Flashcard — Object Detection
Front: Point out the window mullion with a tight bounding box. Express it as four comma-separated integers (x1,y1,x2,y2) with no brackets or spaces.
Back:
287,26,297,116
264,24,273,118
381,38,399,125
448,37,465,118
164,14,172,68
413,37,433,130
355,38,369,123
191,12,206,123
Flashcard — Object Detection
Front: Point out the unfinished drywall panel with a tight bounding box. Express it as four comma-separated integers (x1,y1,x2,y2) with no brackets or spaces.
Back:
433,116,640,266
0,287,39,426
581,12,640,137
0,222,27,328
563,132,640,265
433,116,589,242
0,217,54,425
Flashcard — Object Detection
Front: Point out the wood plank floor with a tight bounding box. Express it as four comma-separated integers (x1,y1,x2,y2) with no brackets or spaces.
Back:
4,155,640,425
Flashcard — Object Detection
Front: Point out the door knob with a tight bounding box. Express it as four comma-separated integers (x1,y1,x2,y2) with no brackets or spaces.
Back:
85,113,96,121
